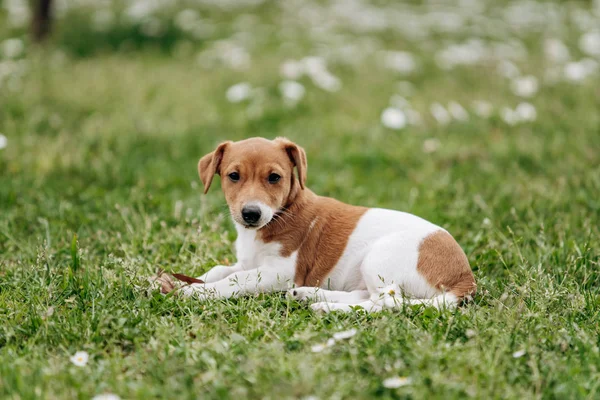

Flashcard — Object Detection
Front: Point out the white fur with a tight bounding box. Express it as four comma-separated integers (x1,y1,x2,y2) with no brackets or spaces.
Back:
182,209,456,312
181,223,295,299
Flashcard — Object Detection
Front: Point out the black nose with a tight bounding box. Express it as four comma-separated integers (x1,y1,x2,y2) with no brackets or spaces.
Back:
242,205,261,224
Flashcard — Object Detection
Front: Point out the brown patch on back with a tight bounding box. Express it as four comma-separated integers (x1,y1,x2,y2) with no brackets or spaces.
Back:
417,231,476,300
258,189,367,287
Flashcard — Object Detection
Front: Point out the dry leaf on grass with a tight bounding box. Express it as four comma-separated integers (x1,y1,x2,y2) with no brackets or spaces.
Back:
148,269,204,294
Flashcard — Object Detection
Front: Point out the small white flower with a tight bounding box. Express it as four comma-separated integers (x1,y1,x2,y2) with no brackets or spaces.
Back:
0,134,7,150
280,60,304,79
302,56,327,76
512,349,526,358
279,80,305,105
383,51,417,74
382,376,412,388
333,329,357,340
472,101,493,118
579,31,600,57
311,338,335,353
381,108,406,130
226,82,252,103
311,71,342,92
544,38,570,63
422,138,440,154
501,107,519,126
430,102,451,125
70,351,89,367
447,101,469,121
465,329,477,338
511,76,538,98
563,60,598,82
92,394,121,400
515,102,537,122
1,38,24,59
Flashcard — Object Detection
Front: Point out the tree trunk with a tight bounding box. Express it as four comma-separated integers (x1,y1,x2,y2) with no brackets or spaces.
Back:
32,0,54,42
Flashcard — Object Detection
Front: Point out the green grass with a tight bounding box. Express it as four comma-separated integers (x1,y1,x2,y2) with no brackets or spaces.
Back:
1,0,600,398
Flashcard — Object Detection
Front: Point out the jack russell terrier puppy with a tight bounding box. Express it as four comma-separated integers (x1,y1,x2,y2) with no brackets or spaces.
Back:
181,137,476,312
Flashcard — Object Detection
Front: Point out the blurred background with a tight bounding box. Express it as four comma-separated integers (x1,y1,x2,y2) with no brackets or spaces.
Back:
1,0,600,246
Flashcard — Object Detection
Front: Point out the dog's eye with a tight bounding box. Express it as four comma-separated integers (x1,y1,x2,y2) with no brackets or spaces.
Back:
228,172,240,182
268,173,281,184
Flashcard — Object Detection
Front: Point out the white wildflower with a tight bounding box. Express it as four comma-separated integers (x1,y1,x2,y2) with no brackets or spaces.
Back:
430,102,451,125
447,101,469,121
311,71,342,92
226,82,252,103
70,351,89,367
501,107,519,126
564,59,598,82
472,101,493,118
383,51,416,74
383,376,412,388
511,76,538,98
174,9,199,32
333,329,357,340
544,38,570,63
381,108,406,130
1,38,24,59
422,138,441,154
301,56,327,76
92,395,121,400
311,338,336,353
0,134,7,150
579,31,600,57
515,102,537,122
279,80,305,105
512,349,526,358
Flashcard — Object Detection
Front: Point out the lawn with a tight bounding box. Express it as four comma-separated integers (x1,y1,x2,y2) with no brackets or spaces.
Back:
1,0,600,398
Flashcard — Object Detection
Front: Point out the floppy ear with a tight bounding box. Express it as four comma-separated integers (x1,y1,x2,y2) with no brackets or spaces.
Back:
198,141,230,194
276,137,307,189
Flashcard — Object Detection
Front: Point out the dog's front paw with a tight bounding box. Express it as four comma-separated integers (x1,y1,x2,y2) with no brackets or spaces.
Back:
287,287,319,301
310,302,354,313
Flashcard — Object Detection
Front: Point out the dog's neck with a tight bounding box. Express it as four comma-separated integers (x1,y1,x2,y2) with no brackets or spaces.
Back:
257,185,319,253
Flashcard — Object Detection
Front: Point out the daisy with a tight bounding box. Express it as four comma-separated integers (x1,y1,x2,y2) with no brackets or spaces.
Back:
380,108,406,130
511,76,538,98
383,376,412,388
92,395,121,400
579,31,600,57
332,329,357,340
226,82,252,103
311,338,336,353
512,350,526,358
279,80,305,105
447,101,469,121
70,351,89,367
422,138,441,154
430,103,451,125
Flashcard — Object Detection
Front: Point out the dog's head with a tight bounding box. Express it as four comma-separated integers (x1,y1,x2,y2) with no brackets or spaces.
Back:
198,137,307,229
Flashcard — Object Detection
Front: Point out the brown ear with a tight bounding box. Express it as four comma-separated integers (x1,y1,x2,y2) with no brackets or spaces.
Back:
276,137,307,189
198,141,230,194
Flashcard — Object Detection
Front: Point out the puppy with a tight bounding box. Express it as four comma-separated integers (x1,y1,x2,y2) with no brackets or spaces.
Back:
181,137,476,312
